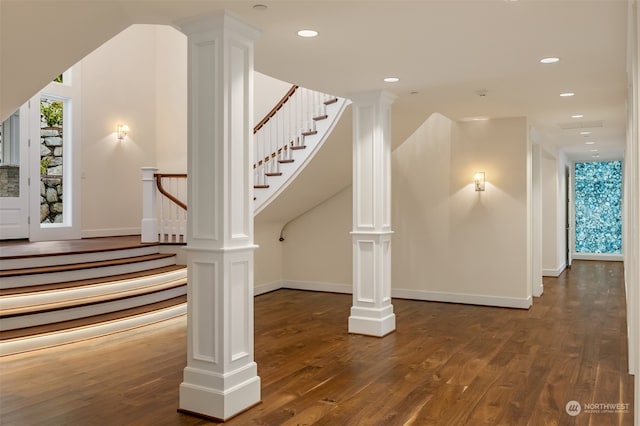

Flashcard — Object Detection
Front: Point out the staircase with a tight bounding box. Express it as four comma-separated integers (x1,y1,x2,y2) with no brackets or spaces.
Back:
142,86,349,244
0,237,187,356
252,88,348,214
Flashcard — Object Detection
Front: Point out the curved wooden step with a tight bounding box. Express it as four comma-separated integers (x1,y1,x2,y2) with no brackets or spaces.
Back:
0,296,187,356
0,253,177,288
0,267,187,317
0,285,186,331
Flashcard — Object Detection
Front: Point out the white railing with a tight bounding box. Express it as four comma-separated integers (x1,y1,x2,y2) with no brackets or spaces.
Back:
253,86,335,188
141,168,187,243
141,85,346,243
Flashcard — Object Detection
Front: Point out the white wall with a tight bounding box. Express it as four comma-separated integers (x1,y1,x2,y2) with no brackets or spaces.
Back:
281,113,532,308
254,72,292,126
282,187,352,288
254,221,285,292
396,115,530,306
155,26,187,173
541,146,568,276
624,2,639,422
81,25,158,237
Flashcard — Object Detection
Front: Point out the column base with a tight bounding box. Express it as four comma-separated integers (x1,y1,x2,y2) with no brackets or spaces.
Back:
179,364,261,421
348,305,396,337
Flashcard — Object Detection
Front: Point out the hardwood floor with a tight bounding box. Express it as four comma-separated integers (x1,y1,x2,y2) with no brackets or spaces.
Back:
0,261,633,425
0,235,150,259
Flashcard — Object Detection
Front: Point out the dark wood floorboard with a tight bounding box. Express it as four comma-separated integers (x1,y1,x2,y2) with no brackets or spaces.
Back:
0,260,633,425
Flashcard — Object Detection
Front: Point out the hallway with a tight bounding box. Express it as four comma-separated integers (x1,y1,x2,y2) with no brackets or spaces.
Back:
0,261,633,425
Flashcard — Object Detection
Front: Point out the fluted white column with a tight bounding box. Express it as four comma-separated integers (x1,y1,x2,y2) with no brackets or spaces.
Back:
140,167,158,243
176,11,260,421
349,91,397,337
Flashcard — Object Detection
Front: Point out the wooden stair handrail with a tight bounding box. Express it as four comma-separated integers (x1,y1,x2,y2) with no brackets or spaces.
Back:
155,173,187,211
254,85,298,134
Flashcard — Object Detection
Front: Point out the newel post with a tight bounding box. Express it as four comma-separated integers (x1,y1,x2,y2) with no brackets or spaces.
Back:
141,167,158,243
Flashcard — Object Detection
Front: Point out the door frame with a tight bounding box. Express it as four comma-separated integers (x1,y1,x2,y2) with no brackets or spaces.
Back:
29,65,82,241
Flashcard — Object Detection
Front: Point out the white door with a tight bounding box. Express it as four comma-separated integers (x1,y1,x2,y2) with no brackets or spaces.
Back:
0,105,30,239
28,66,81,242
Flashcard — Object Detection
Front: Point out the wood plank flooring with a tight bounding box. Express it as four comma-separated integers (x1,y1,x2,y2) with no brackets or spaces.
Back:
0,260,634,425
0,235,150,259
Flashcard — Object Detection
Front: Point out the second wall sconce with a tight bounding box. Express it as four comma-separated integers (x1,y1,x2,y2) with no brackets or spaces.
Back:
474,172,485,191
116,123,129,140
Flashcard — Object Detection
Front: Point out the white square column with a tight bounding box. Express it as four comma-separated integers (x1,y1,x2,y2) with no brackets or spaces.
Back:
349,91,397,337
176,11,261,422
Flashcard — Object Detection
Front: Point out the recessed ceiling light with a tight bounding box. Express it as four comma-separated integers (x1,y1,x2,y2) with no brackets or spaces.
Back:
252,4,268,10
571,114,584,119
585,141,595,145
540,57,560,64
580,131,591,135
590,149,599,152
383,77,399,83
592,154,600,158
560,92,575,97
297,29,318,38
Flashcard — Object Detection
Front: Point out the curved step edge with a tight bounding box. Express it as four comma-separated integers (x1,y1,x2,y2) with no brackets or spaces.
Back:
0,302,186,357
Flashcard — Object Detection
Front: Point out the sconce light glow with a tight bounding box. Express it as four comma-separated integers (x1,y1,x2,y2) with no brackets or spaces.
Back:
116,123,129,140
297,29,318,38
474,172,486,192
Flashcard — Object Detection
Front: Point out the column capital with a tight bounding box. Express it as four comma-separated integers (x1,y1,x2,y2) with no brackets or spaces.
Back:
349,90,397,107
175,9,261,41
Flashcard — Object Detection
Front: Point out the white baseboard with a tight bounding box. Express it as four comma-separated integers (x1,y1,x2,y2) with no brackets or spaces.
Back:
391,288,532,309
533,283,544,298
81,227,141,238
282,280,352,294
543,262,567,277
572,253,624,261
275,280,531,309
254,281,283,296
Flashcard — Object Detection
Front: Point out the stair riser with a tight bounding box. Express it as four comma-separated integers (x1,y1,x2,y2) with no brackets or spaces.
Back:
0,257,177,289
0,246,160,271
0,286,187,331
0,304,187,357
0,269,187,314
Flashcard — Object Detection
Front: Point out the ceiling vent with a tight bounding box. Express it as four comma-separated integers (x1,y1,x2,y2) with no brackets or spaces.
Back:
558,120,604,130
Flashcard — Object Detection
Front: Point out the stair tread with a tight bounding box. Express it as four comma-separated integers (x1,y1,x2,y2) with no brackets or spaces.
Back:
278,159,294,164
1,279,187,317
301,130,318,136
0,295,186,341
0,265,186,296
265,172,283,176
254,184,270,189
0,253,176,279
290,145,307,150
0,236,157,260
323,98,338,105
313,115,328,121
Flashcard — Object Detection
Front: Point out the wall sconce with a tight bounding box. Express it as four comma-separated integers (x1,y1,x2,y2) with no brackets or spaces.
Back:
474,172,485,191
116,123,129,140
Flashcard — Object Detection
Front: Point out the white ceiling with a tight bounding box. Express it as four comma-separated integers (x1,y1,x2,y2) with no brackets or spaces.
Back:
2,0,629,161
